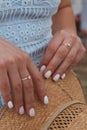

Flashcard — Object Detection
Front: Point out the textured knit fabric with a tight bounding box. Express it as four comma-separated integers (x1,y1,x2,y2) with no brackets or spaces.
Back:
0,0,61,65
0,0,61,107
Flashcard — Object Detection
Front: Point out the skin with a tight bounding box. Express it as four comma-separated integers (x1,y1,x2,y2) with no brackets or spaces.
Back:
0,38,46,115
0,0,86,116
40,0,86,79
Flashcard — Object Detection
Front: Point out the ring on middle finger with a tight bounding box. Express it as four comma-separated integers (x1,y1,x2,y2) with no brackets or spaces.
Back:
63,42,72,49
21,75,31,81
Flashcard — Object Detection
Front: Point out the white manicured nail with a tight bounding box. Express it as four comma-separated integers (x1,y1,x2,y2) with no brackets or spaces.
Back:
44,96,49,104
19,106,24,115
8,101,13,109
61,73,66,79
53,74,60,82
29,108,35,117
44,70,52,79
40,65,46,72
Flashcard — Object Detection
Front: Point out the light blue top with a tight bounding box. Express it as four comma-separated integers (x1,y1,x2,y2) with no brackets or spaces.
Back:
0,0,61,107
0,0,61,66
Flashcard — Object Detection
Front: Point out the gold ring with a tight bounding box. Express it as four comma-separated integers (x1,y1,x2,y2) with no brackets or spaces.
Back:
63,42,71,48
21,75,31,81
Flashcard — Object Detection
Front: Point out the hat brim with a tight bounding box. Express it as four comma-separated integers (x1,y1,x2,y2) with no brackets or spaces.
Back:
0,72,86,130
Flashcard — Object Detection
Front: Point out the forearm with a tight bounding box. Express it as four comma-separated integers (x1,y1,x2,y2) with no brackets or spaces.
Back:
52,0,77,35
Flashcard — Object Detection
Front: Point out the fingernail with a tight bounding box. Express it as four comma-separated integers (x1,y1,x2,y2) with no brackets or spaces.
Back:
29,108,35,117
8,101,13,109
40,65,46,72
61,73,66,79
53,74,60,82
44,96,49,104
44,70,52,79
19,106,24,115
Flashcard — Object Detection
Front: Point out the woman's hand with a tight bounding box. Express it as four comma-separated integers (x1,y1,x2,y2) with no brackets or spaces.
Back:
40,30,86,81
0,38,48,117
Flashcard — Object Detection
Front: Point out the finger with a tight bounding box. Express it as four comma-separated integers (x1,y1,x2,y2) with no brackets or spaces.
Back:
52,42,80,81
7,62,24,115
43,38,72,79
67,46,86,73
19,64,35,117
40,31,64,71
0,63,13,109
24,53,49,105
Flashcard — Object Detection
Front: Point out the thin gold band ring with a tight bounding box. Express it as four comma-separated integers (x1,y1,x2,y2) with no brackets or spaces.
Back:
21,75,31,81
63,42,72,48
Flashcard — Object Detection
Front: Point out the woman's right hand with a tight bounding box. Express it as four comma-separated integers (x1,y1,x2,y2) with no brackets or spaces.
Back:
0,38,48,117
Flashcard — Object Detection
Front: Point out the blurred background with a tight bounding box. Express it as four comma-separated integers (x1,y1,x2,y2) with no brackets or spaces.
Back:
71,0,87,102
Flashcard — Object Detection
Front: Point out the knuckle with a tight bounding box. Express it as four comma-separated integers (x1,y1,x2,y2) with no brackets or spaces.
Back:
8,58,16,66
71,34,77,41
1,83,9,92
67,55,74,64
10,59,16,65
23,52,30,60
49,63,55,70
24,83,33,94
15,101,22,108
13,82,22,93
77,37,82,43
35,75,43,83
15,55,24,63
3,94,10,101
71,62,75,67
26,86,33,93
79,45,86,56
58,49,66,59
38,92,44,101
0,61,5,69
82,47,86,54
24,84,29,90
58,68,64,74
41,59,47,65
60,30,66,36
0,58,16,69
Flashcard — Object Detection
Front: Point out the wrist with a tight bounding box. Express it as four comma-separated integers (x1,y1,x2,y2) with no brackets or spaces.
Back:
53,28,77,36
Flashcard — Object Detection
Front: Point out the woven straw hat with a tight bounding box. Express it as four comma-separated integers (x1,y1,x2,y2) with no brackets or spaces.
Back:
0,71,87,130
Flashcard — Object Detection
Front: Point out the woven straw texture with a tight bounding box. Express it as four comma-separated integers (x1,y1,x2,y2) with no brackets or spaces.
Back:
48,103,87,130
0,72,87,130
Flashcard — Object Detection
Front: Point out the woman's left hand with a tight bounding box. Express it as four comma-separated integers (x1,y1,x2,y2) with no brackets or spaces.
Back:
40,30,86,81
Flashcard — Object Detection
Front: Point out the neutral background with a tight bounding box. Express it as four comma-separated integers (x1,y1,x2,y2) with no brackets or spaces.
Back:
71,0,87,103
74,41,87,103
